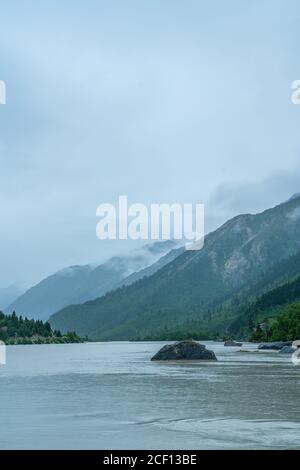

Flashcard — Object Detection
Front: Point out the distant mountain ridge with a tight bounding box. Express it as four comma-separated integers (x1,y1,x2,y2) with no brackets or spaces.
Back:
7,240,180,321
49,195,300,340
0,284,23,310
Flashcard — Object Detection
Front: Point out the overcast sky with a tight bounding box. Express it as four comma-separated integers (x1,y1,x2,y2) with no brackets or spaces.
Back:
1,0,300,287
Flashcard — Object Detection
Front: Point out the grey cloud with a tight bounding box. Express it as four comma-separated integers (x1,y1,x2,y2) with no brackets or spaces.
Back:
205,166,300,232
1,0,300,286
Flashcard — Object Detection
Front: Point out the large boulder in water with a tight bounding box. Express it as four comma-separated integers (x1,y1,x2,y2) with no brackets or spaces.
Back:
151,340,217,361
258,341,292,351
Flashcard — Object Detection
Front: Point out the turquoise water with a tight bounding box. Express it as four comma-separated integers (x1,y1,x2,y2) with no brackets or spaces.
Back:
0,341,299,449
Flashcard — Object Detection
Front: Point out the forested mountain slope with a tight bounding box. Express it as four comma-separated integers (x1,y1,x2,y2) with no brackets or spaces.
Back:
50,196,300,340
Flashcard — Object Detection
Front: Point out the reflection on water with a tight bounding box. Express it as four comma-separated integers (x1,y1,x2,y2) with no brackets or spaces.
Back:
0,341,299,449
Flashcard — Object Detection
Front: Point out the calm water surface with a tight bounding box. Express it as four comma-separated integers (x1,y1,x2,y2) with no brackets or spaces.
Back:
0,341,299,449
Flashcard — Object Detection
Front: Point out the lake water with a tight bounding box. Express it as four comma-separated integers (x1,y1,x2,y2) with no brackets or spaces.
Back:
0,341,299,449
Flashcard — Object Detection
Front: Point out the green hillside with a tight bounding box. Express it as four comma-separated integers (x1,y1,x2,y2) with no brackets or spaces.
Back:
224,271,300,338
136,264,300,341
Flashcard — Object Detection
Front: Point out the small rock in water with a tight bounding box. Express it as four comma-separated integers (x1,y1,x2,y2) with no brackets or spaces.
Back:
151,340,217,361
279,346,296,354
224,340,242,347
239,349,259,353
258,341,292,351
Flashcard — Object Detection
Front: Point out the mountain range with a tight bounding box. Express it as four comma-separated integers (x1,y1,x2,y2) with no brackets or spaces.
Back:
7,240,180,321
49,194,300,340
0,284,23,310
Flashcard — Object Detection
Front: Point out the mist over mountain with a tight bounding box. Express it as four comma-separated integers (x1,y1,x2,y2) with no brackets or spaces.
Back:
7,240,179,321
50,195,300,340
0,284,23,310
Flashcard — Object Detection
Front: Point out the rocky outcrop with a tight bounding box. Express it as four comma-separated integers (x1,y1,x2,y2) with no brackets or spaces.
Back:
224,340,242,347
151,340,217,361
258,341,292,351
